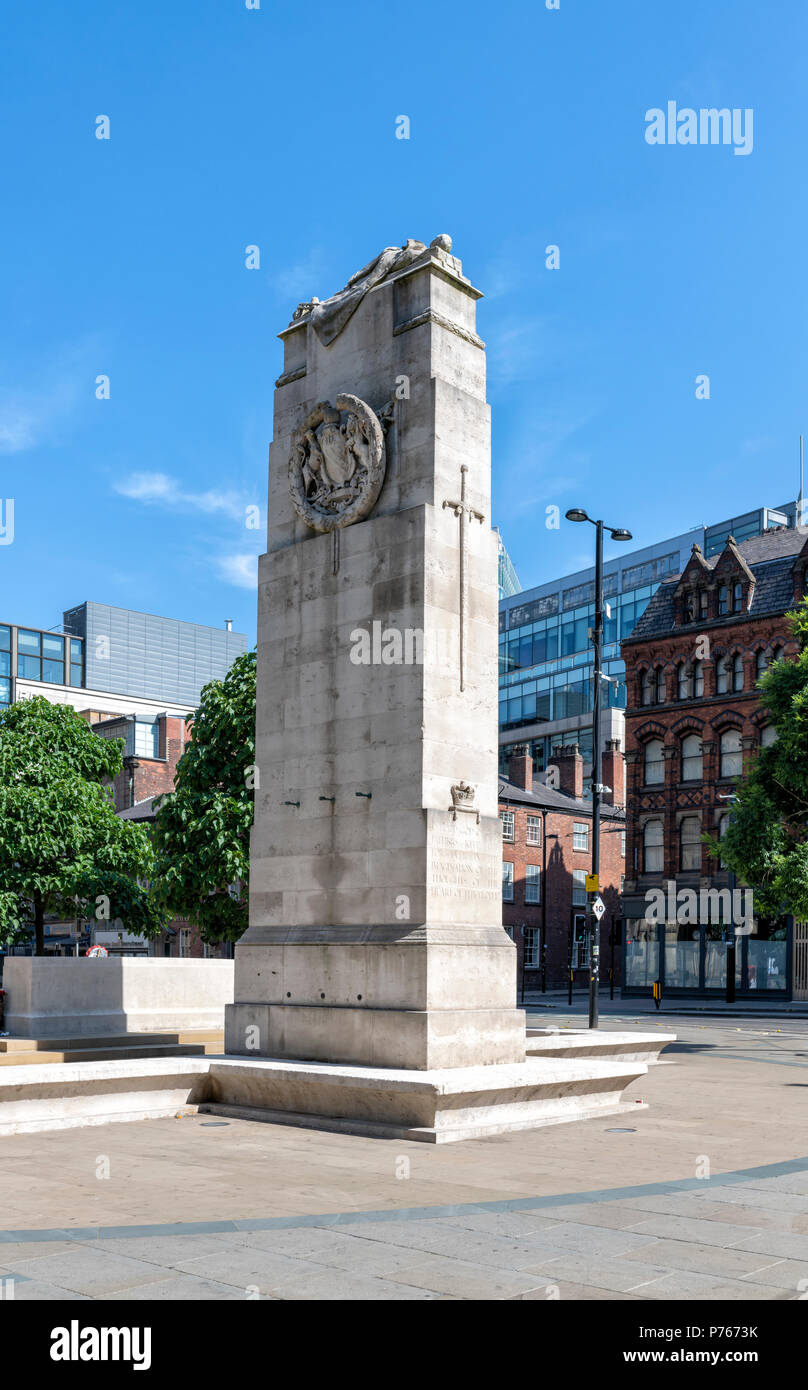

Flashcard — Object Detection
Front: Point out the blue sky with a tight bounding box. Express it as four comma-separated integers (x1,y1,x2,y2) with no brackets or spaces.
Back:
1,0,806,643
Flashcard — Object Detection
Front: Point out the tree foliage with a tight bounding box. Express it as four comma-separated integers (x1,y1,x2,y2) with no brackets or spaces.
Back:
706,601,808,918
151,649,256,944
0,697,163,953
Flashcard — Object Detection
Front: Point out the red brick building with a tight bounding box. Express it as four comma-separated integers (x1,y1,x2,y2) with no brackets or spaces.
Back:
499,742,625,994
93,712,229,959
620,527,807,998
89,712,189,811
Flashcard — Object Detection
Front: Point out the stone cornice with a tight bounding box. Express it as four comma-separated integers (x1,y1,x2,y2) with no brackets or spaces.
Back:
393,307,485,349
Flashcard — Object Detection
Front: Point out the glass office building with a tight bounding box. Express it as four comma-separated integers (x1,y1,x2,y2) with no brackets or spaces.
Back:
1,602,247,713
496,530,521,600
0,623,84,710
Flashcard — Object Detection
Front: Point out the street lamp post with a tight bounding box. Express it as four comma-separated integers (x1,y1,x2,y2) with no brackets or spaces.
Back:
565,509,632,1029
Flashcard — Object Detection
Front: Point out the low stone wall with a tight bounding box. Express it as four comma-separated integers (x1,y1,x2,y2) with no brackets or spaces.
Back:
3,958,234,1037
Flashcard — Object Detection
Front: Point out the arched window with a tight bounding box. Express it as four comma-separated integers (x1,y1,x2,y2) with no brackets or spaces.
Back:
716,655,730,695
720,728,743,779
681,733,703,781
655,667,666,703
685,593,696,621
732,653,744,692
693,659,704,698
641,669,654,706
760,724,777,748
644,738,665,785
755,649,767,680
771,645,784,664
699,590,709,619
677,662,691,700
718,812,730,868
680,816,702,872
733,582,743,612
718,584,728,616
643,820,664,873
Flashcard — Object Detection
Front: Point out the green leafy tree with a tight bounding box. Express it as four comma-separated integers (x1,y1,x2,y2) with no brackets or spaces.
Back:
151,649,256,944
0,697,164,954
706,602,808,918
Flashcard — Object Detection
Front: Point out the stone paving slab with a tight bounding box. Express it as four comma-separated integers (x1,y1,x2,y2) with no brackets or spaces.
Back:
105,1274,270,1301
509,1221,659,1259
76,1233,248,1266
620,1237,786,1279
734,1258,808,1290
170,1246,337,1294
734,1229,808,1260
215,1226,446,1275
2,1280,92,1301
380,1252,547,1299
625,1213,759,1246
421,1210,565,1239
513,1280,642,1300
715,1183,808,1211
6,1247,170,1297
262,1269,446,1301
519,1253,674,1294
637,1269,791,1301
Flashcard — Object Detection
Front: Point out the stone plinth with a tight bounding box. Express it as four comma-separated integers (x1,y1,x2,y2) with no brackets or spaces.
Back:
200,1056,649,1143
4,958,234,1038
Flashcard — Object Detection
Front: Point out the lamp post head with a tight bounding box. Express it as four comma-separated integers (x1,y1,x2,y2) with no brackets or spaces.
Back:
610,528,633,542
565,508,589,523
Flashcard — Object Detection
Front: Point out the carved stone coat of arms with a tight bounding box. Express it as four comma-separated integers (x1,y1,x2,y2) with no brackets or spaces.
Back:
288,393,387,533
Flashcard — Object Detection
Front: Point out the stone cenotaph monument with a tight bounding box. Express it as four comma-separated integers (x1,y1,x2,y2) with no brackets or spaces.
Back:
211,236,657,1140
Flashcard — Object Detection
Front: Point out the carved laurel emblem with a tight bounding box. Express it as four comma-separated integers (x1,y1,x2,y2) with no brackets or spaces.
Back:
449,781,480,823
289,393,387,533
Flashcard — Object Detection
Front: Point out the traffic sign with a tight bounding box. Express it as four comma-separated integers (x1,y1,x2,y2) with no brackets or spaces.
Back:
591,896,606,921
585,873,599,892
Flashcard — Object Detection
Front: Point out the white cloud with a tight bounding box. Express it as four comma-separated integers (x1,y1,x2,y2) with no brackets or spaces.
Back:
0,352,85,455
216,553,258,589
0,402,38,454
268,246,329,303
115,471,250,522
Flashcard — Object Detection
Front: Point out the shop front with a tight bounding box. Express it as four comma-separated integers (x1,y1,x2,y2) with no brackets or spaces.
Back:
622,907,792,1000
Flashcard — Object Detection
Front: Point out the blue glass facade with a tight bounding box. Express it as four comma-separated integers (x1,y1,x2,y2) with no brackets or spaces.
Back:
0,622,84,710
499,584,659,732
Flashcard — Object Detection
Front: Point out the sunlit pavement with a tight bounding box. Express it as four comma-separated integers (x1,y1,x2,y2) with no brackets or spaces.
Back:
0,1007,806,1300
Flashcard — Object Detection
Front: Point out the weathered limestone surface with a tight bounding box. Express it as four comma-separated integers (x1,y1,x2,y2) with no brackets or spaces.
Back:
4,958,233,1038
218,237,671,1138
226,236,526,1073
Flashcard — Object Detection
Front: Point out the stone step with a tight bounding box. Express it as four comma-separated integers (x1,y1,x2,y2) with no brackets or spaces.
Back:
0,1030,224,1052
198,1055,651,1143
0,1051,653,1140
525,1028,676,1066
0,1056,212,1135
0,1042,222,1067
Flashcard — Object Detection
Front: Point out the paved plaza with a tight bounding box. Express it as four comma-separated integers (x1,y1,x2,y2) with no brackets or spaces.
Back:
1,1011,807,1300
